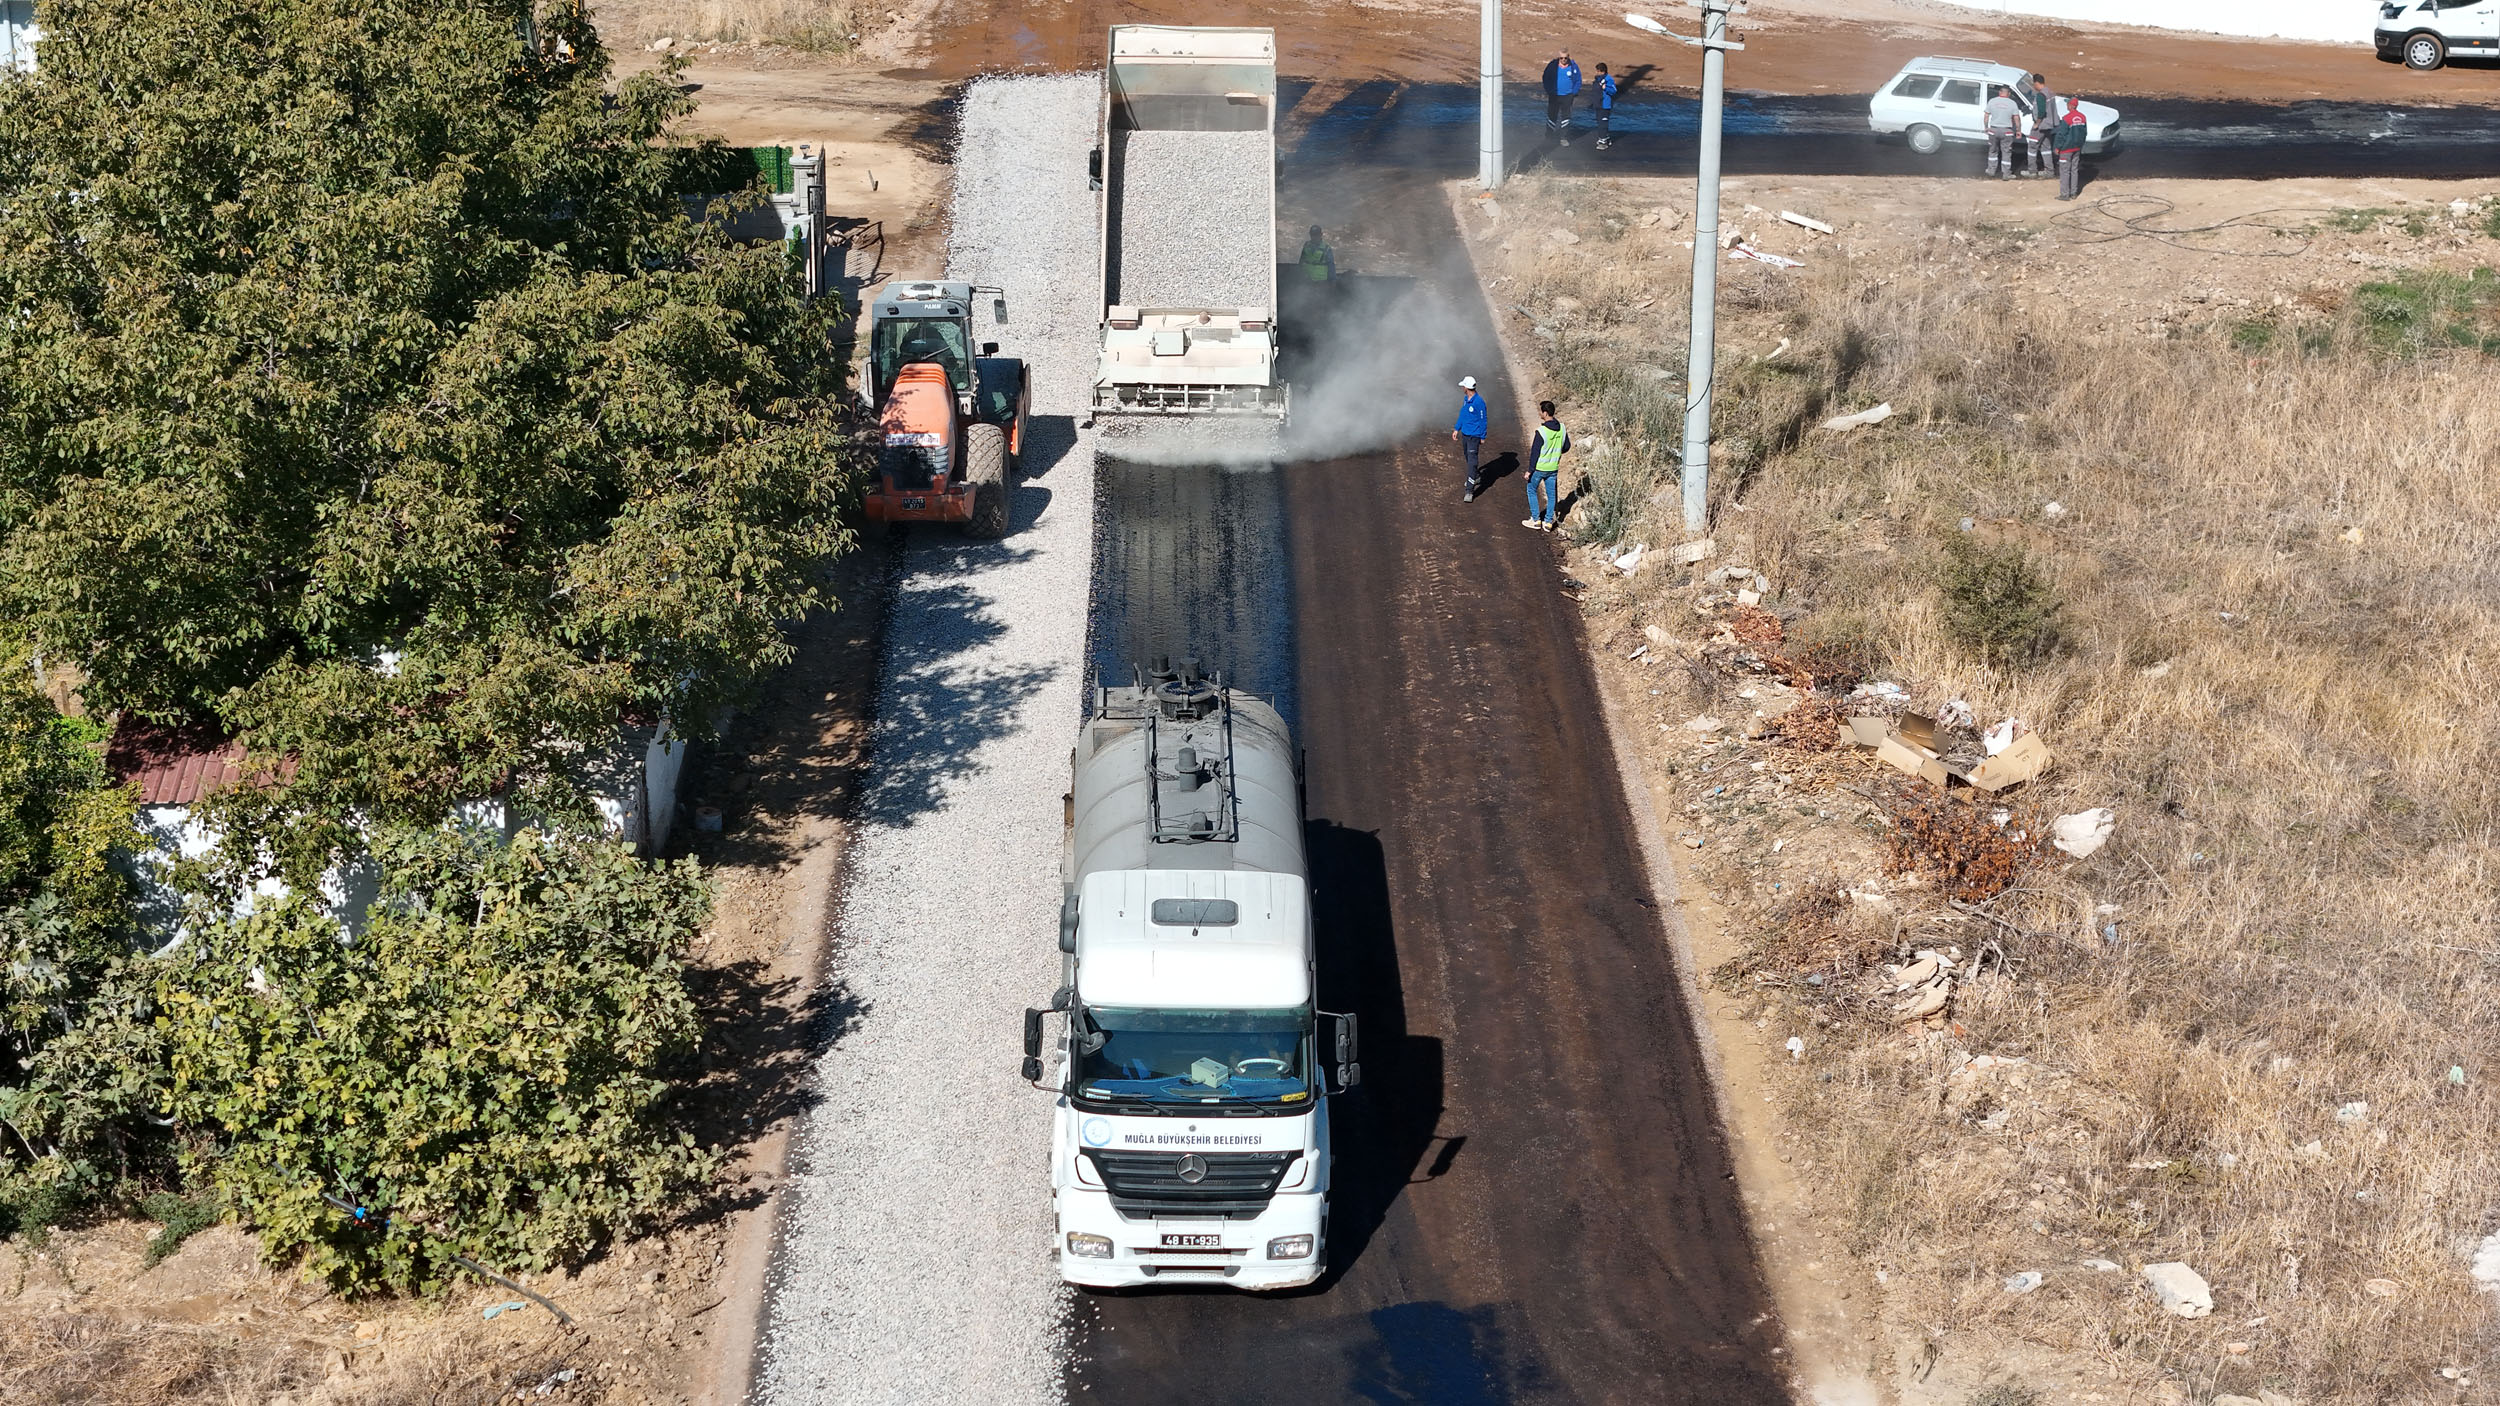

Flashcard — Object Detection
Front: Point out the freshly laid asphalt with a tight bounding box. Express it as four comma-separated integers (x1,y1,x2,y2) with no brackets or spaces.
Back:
1067,152,1788,1401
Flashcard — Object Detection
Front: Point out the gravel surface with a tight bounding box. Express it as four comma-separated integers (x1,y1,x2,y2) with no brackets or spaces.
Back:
750,73,1103,1406
1110,128,1275,309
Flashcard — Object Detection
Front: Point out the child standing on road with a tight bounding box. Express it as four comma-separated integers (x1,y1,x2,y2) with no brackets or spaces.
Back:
1594,64,1619,150
1525,401,1569,531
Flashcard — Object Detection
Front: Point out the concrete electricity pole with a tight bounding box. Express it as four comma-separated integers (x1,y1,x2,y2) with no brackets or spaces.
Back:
1627,3,1744,534
1480,0,1503,189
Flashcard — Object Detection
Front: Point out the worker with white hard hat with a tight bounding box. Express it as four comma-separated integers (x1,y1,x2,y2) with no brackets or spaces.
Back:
1452,375,1491,501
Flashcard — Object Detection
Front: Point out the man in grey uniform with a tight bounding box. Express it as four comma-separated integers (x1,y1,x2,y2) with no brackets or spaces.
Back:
1984,85,2021,180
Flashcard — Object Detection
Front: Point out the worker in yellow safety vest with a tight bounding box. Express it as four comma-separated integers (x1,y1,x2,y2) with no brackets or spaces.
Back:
1299,226,1336,284
1524,399,1569,531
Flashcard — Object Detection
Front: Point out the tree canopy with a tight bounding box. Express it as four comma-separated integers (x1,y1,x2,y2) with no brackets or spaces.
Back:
0,0,853,823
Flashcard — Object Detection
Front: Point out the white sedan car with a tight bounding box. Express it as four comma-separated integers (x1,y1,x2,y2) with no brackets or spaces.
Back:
1868,56,2121,157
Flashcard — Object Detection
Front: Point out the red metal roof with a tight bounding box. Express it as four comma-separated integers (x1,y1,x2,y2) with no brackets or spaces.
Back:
105,719,249,807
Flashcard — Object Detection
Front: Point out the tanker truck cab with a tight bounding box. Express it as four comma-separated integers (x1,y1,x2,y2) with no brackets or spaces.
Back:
1025,665,1356,1291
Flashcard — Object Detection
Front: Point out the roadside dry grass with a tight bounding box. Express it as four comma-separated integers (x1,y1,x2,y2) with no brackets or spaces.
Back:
597,0,867,55
1475,172,2500,1402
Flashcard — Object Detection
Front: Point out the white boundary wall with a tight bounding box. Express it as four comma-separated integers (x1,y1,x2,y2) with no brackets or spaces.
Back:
1936,0,2374,46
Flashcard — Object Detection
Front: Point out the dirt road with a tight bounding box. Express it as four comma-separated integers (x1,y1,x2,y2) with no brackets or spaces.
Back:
1068,155,1789,1400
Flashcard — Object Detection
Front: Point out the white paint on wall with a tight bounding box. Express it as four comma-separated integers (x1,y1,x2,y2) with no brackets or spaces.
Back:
1934,0,2375,46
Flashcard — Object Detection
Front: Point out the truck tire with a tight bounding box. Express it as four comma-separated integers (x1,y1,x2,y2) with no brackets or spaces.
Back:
2406,32,2446,70
1906,124,1942,156
965,422,1010,539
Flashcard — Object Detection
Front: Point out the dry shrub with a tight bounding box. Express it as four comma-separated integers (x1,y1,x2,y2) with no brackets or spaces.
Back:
1882,787,2042,901
7,1316,313,1405
1484,177,2500,1399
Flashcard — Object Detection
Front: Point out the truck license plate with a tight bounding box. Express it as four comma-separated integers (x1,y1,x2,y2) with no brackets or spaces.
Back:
1160,1233,1223,1248
903,497,925,511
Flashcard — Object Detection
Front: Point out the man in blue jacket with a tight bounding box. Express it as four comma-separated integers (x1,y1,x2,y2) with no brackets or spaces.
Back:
1594,63,1618,150
1542,50,1582,145
1452,375,1490,499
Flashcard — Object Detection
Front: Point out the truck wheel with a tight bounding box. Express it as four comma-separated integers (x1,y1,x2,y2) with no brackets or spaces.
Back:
2406,32,2446,70
1907,124,1942,156
965,422,1009,539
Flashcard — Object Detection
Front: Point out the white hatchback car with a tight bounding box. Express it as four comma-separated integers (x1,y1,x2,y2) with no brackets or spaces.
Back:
1868,57,2121,157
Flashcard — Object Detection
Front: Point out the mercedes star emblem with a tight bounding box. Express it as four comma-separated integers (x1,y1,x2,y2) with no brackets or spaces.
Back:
1176,1154,1208,1184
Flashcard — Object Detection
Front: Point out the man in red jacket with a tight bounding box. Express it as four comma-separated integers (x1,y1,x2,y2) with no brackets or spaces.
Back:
2053,97,2088,201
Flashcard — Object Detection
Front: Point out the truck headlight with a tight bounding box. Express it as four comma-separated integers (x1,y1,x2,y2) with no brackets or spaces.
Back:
1065,1232,1113,1260
1266,1234,1315,1261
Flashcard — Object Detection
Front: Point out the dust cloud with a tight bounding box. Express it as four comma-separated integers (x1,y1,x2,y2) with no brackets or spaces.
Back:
1095,264,1490,469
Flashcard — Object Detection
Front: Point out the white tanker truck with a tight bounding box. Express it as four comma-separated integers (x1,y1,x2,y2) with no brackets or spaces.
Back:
1021,660,1357,1290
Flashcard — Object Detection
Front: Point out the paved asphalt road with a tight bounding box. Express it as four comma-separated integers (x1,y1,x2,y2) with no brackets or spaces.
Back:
1067,153,1789,1401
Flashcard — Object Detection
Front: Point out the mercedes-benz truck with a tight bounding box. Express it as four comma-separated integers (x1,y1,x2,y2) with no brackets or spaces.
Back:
1022,660,1356,1289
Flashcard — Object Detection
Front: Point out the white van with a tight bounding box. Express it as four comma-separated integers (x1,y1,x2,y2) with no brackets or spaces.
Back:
1868,57,2121,157
2376,1,2500,69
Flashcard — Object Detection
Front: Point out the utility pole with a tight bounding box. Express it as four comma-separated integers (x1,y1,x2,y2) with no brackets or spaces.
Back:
1479,0,1503,190
1628,3,1744,535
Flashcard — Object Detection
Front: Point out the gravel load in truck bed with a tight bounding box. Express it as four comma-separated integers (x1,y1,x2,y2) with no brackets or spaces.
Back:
750,72,1102,1406
1108,127,1273,310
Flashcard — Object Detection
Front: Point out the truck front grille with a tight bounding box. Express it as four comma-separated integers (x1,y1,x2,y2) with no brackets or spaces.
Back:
1082,1149,1301,1218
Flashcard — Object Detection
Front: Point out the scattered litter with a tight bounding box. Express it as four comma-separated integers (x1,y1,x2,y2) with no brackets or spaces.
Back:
2451,1065,2468,1085
1981,718,2029,757
2362,1276,2401,1299
2140,660,2172,679
1785,1036,1804,1060
533,1368,580,1396
1478,199,1504,220
1729,243,1803,268
1670,538,1716,566
2128,1159,2171,1171
2002,1270,2043,1294
1734,588,1762,607
2340,525,2364,544
1760,337,1791,362
2335,1100,2371,1125
1958,517,1976,533
2080,1258,2121,1272
1682,834,1704,849
650,34,673,49
1609,542,1649,576
1935,698,1975,730
1779,209,1836,235
482,1300,530,1321
2042,501,2067,520
2142,1261,2213,1318
1817,403,1895,433
2051,808,2116,858
2472,1234,2500,1290
1849,681,1907,704
1850,710,2053,792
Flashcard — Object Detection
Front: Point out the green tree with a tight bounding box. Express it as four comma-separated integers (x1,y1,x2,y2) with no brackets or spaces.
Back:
158,827,716,1292
0,646,154,1236
0,0,852,826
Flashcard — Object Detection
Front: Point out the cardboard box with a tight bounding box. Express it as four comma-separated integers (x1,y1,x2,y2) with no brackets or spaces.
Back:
1847,712,2052,792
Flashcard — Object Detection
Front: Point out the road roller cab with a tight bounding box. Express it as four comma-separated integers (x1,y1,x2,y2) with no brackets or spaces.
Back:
863,279,1030,539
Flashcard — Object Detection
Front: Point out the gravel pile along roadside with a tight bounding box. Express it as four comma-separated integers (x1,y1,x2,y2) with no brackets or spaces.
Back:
1110,128,1274,309
751,72,1103,1406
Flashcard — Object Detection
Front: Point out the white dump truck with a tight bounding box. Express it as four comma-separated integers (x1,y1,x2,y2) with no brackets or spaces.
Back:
1022,660,1356,1289
1088,25,1286,419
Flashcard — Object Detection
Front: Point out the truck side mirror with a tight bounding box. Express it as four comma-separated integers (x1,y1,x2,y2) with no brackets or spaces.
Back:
981,341,1000,356
1334,1012,1359,1064
1022,1008,1046,1083
1336,1062,1360,1090
1087,149,1103,190
1058,892,1079,953
992,296,1009,324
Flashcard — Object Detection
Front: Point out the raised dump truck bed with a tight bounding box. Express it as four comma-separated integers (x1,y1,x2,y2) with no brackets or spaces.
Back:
1091,25,1285,420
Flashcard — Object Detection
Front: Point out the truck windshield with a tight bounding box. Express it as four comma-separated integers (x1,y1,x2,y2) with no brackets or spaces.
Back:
1076,1005,1311,1106
872,317,969,397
